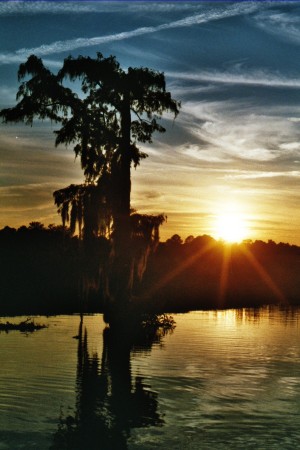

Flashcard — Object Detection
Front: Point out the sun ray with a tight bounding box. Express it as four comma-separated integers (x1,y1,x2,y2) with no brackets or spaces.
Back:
218,244,232,308
240,244,287,305
148,239,215,298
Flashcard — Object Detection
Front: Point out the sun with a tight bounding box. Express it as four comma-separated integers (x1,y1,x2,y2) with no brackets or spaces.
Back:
214,211,249,243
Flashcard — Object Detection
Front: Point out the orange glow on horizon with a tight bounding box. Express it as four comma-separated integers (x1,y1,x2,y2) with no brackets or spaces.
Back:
214,211,249,243
211,202,251,243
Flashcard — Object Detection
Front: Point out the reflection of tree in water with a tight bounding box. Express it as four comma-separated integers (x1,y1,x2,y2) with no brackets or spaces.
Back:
50,317,172,449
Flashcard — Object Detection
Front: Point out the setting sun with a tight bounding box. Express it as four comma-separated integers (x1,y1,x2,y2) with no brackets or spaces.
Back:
214,211,249,243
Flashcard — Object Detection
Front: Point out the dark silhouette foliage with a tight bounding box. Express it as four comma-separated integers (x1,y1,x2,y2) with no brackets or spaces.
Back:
0,224,82,314
0,53,180,315
138,236,300,311
1,224,300,315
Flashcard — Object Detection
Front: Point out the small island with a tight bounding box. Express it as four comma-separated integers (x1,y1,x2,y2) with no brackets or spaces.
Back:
0,317,47,333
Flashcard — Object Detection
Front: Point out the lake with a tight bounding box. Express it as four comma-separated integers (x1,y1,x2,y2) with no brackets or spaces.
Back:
0,307,300,449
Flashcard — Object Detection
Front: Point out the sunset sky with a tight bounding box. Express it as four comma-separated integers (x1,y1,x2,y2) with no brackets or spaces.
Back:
1,1,300,244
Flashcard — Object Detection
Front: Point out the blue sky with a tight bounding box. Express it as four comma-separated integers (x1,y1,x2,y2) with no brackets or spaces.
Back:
1,1,300,244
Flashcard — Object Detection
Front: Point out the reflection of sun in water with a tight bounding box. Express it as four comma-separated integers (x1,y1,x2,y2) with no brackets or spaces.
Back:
214,211,249,243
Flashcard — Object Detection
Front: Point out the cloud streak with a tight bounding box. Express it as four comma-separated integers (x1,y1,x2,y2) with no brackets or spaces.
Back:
0,1,99,16
0,2,262,65
254,9,300,46
168,69,300,89
176,97,300,167
223,170,300,180
0,1,205,16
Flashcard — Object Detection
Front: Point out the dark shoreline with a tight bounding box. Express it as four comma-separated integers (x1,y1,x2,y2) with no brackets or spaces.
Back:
1,227,300,317
0,301,299,319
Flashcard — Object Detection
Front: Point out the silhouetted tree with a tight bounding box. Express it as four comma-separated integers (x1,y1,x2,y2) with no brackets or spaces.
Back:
28,221,45,231
184,235,194,244
0,53,180,318
166,234,183,246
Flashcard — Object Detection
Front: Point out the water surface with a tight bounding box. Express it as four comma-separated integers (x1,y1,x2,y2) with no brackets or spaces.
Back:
1,308,300,449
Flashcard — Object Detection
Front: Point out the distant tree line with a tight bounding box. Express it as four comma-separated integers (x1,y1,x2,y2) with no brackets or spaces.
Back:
1,225,300,315
140,234,300,311
1,223,87,314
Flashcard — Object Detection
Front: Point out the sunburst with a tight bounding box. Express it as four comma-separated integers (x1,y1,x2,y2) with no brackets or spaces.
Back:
213,208,249,243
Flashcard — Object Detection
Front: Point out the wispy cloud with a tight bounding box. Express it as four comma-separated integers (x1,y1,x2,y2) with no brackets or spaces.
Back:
224,170,300,180
0,1,211,16
254,8,300,45
177,98,300,165
0,2,262,65
123,3,205,14
168,68,300,89
0,1,99,16
0,182,59,216
280,142,300,151
183,144,232,163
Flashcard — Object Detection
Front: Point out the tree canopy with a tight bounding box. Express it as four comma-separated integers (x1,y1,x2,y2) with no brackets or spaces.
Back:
0,52,180,311
1,53,180,240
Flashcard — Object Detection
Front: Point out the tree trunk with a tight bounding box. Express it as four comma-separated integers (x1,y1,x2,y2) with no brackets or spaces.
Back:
108,91,133,315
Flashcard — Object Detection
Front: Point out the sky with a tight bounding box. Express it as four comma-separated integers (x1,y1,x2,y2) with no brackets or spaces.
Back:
1,1,300,244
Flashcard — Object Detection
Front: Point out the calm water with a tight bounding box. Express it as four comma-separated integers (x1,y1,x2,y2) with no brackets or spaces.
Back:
1,308,300,449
